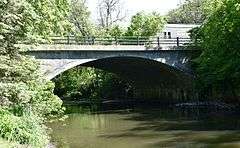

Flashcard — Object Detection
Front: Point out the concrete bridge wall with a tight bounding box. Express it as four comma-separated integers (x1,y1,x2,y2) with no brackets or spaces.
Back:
25,45,200,102
25,45,198,80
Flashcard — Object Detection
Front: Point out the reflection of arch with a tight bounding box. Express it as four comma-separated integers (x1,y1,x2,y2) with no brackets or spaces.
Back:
44,56,193,88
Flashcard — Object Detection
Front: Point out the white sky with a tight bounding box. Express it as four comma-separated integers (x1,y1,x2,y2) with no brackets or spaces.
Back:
87,0,185,24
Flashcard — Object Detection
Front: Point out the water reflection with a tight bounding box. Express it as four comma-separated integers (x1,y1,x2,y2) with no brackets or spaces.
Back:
49,106,240,148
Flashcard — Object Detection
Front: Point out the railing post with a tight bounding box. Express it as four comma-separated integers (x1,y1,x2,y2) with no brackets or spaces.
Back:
157,37,160,47
85,36,88,45
67,35,70,44
137,36,139,45
92,36,95,45
115,36,118,45
177,37,179,47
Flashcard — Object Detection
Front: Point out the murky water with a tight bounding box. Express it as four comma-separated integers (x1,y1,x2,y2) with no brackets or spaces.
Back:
49,106,240,148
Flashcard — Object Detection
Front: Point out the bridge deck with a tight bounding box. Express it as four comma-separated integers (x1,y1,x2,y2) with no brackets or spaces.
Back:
20,44,195,51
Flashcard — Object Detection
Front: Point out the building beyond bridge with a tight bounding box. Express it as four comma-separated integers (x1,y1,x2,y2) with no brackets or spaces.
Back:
159,24,200,39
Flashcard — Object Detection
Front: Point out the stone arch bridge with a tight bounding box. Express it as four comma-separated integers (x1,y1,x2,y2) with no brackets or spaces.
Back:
25,44,200,102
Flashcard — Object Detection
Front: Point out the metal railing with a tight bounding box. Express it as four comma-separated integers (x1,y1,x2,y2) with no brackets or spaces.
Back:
42,36,193,47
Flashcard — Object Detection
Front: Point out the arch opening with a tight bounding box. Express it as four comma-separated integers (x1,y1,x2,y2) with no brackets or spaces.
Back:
52,56,195,108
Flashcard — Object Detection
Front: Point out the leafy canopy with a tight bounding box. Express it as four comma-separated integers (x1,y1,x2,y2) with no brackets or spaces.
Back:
167,0,207,24
195,0,240,99
69,0,93,36
125,12,166,37
0,0,71,147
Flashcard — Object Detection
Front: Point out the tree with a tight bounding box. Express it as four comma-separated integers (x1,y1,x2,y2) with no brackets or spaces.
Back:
69,0,93,36
167,0,207,24
97,0,126,30
108,25,125,37
0,0,71,146
125,12,166,37
53,67,133,110
194,0,240,100
0,0,71,48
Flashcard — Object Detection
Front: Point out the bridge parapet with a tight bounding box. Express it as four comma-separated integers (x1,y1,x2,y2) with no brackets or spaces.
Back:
22,36,193,48
22,44,194,51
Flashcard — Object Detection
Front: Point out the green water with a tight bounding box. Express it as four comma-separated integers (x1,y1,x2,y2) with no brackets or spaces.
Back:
49,106,240,148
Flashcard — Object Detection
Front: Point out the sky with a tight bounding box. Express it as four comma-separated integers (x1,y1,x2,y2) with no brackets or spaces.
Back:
87,0,185,24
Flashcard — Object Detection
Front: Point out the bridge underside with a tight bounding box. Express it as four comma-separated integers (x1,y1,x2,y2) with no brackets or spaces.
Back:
81,57,192,88
70,57,195,102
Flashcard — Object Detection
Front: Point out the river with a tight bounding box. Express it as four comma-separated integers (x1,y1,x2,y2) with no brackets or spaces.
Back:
49,105,240,148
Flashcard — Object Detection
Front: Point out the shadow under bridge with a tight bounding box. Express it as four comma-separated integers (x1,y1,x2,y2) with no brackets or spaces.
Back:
80,56,194,102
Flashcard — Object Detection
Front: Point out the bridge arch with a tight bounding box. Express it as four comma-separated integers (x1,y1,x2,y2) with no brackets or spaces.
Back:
42,56,192,87
26,45,198,82
26,46,198,101
47,56,194,102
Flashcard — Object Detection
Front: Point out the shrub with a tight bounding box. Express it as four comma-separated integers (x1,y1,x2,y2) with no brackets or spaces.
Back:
0,109,49,147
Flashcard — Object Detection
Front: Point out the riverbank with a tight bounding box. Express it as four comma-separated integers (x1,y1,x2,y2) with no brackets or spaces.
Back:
63,99,240,114
175,101,238,110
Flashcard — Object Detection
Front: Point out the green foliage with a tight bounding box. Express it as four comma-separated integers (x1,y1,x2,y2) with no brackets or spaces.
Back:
108,25,125,37
0,55,64,146
69,0,93,36
166,0,225,24
0,0,70,146
0,138,19,147
125,12,166,37
23,0,71,39
0,109,49,147
194,0,240,100
91,25,125,38
53,67,133,106
0,0,71,44
167,0,207,24
202,0,224,16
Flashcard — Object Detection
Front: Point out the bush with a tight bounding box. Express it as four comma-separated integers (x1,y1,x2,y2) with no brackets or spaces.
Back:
53,67,133,103
0,0,69,146
194,0,240,100
0,55,64,117
0,55,64,146
0,109,49,147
